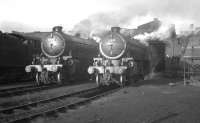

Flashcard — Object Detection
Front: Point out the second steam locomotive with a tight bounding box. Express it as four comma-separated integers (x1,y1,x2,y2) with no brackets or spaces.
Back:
88,27,149,86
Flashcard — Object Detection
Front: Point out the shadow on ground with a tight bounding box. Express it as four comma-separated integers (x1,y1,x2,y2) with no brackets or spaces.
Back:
129,77,182,87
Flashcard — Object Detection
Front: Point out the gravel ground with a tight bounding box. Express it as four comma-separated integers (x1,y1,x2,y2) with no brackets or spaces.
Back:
0,82,95,109
0,82,33,90
32,78,200,123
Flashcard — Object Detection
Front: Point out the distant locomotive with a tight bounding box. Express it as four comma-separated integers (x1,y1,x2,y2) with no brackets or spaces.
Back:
88,27,149,86
14,26,98,85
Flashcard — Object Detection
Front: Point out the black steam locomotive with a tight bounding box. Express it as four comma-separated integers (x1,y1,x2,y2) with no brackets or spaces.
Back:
88,27,149,86
13,26,98,85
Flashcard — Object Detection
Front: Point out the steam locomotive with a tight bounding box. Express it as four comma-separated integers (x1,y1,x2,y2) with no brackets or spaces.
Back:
13,26,98,85
88,27,149,86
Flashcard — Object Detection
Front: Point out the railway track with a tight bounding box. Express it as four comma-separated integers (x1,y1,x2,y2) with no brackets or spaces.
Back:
0,85,120,123
0,84,35,96
0,82,85,97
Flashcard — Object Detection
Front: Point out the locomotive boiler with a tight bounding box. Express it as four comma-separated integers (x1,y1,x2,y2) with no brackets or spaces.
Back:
13,26,98,85
88,27,149,86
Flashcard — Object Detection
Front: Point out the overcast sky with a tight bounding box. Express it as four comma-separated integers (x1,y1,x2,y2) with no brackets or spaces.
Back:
0,0,200,32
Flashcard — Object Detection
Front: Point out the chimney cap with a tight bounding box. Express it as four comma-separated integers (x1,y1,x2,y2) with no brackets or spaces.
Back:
111,27,121,33
154,18,159,21
53,26,63,32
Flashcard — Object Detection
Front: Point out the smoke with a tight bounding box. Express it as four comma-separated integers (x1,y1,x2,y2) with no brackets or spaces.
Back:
72,0,200,40
133,23,172,43
72,11,135,36
72,11,155,37
1,0,200,35
133,18,197,45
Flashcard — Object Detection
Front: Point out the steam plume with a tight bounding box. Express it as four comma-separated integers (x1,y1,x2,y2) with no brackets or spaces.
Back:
72,0,200,40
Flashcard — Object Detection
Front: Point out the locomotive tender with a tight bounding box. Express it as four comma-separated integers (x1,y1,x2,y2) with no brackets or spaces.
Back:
13,26,98,85
88,27,149,86
0,32,32,83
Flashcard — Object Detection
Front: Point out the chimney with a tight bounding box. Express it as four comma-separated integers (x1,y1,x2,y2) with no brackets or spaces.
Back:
190,24,194,31
53,26,63,32
111,27,121,33
170,24,176,38
154,18,158,21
